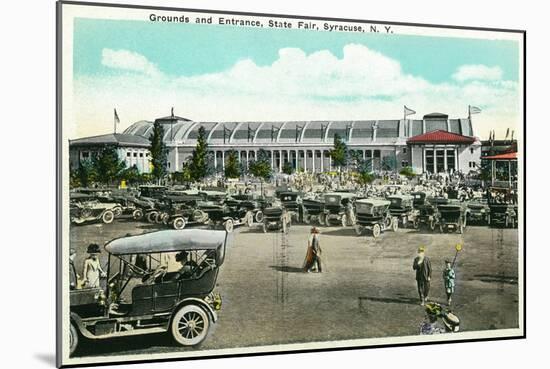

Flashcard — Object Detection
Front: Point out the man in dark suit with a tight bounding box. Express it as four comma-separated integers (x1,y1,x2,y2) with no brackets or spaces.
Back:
413,246,432,305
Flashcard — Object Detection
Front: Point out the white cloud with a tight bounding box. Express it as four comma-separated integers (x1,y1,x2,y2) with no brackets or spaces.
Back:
452,64,503,82
101,48,160,76
72,45,520,140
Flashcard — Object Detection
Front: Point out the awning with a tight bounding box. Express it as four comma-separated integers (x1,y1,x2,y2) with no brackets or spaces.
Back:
482,152,517,160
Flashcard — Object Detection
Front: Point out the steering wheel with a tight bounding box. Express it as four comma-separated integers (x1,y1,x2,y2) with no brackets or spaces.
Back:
141,266,167,283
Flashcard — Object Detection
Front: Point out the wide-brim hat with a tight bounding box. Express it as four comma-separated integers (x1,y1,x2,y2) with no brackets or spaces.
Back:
87,243,101,254
418,246,425,253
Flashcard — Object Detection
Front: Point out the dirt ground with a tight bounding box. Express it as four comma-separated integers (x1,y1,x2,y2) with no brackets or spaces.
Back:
70,219,519,357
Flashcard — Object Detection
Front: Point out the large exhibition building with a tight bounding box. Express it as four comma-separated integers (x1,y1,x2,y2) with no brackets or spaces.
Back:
69,112,482,175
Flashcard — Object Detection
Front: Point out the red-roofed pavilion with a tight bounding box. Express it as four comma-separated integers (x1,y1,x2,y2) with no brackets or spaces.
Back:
407,130,480,174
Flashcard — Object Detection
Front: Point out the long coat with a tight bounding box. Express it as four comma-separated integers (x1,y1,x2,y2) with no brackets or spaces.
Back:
413,256,432,282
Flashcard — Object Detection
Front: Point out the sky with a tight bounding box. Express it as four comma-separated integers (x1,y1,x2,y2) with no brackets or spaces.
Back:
72,17,521,139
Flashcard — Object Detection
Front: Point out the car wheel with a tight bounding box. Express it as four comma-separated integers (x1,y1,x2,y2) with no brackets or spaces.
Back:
224,219,234,233
113,206,122,217
341,214,347,227
262,222,268,233
255,211,264,223
69,322,78,356
171,304,210,346
147,211,158,223
173,217,186,230
505,216,510,228
439,224,444,233
304,215,311,225
402,216,407,228
372,223,381,238
413,219,419,229
318,213,326,226
101,210,114,224
132,209,143,220
354,225,363,236
245,211,254,227
155,212,166,224
391,217,398,232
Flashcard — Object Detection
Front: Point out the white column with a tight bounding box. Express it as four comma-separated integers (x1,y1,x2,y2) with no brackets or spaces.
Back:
433,146,436,173
422,146,428,172
329,154,332,170
320,150,324,172
279,150,282,172
304,150,308,172
312,150,316,173
214,150,217,169
222,151,225,170
444,147,448,172
454,148,458,172
295,150,298,170
246,150,249,170
271,150,274,170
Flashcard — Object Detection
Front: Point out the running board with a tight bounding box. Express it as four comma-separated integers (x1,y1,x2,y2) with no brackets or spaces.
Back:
83,327,167,340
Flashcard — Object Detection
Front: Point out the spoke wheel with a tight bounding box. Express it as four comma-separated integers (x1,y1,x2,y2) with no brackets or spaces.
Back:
255,211,264,223
171,305,210,346
132,209,143,220
372,223,381,238
173,217,186,230
391,217,398,232
147,211,158,223
224,219,234,233
69,322,78,356
102,210,114,224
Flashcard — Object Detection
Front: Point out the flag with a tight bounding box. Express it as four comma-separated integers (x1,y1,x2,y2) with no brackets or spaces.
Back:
404,106,416,117
469,106,482,115
505,128,510,141
171,107,175,119
114,109,120,124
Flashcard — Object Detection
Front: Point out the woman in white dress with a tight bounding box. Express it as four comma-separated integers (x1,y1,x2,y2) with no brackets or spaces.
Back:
82,243,106,288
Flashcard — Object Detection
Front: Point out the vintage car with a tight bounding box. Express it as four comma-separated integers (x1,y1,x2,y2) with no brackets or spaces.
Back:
387,195,418,228
225,194,267,224
466,198,490,224
302,195,325,225
415,194,448,231
155,197,209,230
435,201,466,233
69,229,227,355
138,185,168,199
487,187,518,228
200,202,251,232
321,192,356,227
278,191,305,223
261,201,291,233
70,193,122,225
354,198,398,238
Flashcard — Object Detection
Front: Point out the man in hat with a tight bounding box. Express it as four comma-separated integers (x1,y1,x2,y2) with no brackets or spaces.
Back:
303,227,322,273
82,243,106,288
413,246,432,305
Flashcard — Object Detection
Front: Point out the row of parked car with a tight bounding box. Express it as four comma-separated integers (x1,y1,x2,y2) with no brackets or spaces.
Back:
69,185,518,238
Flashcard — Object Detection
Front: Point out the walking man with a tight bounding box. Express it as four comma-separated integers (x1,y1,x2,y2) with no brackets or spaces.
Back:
413,246,432,305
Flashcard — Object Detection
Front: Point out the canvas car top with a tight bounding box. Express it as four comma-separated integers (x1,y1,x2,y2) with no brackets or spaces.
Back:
356,198,391,206
105,229,227,255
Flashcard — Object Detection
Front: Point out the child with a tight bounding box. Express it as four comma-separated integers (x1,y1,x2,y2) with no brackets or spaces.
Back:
443,260,456,305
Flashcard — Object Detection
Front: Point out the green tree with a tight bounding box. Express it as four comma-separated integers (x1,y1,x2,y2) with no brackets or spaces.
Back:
399,166,416,180
189,126,211,181
330,133,348,171
149,121,168,183
224,150,241,179
91,146,126,185
356,159,375,189
381,155,397,171
118,165,141,185
73,160,94,187
282,161,294,175
248,149,272,181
